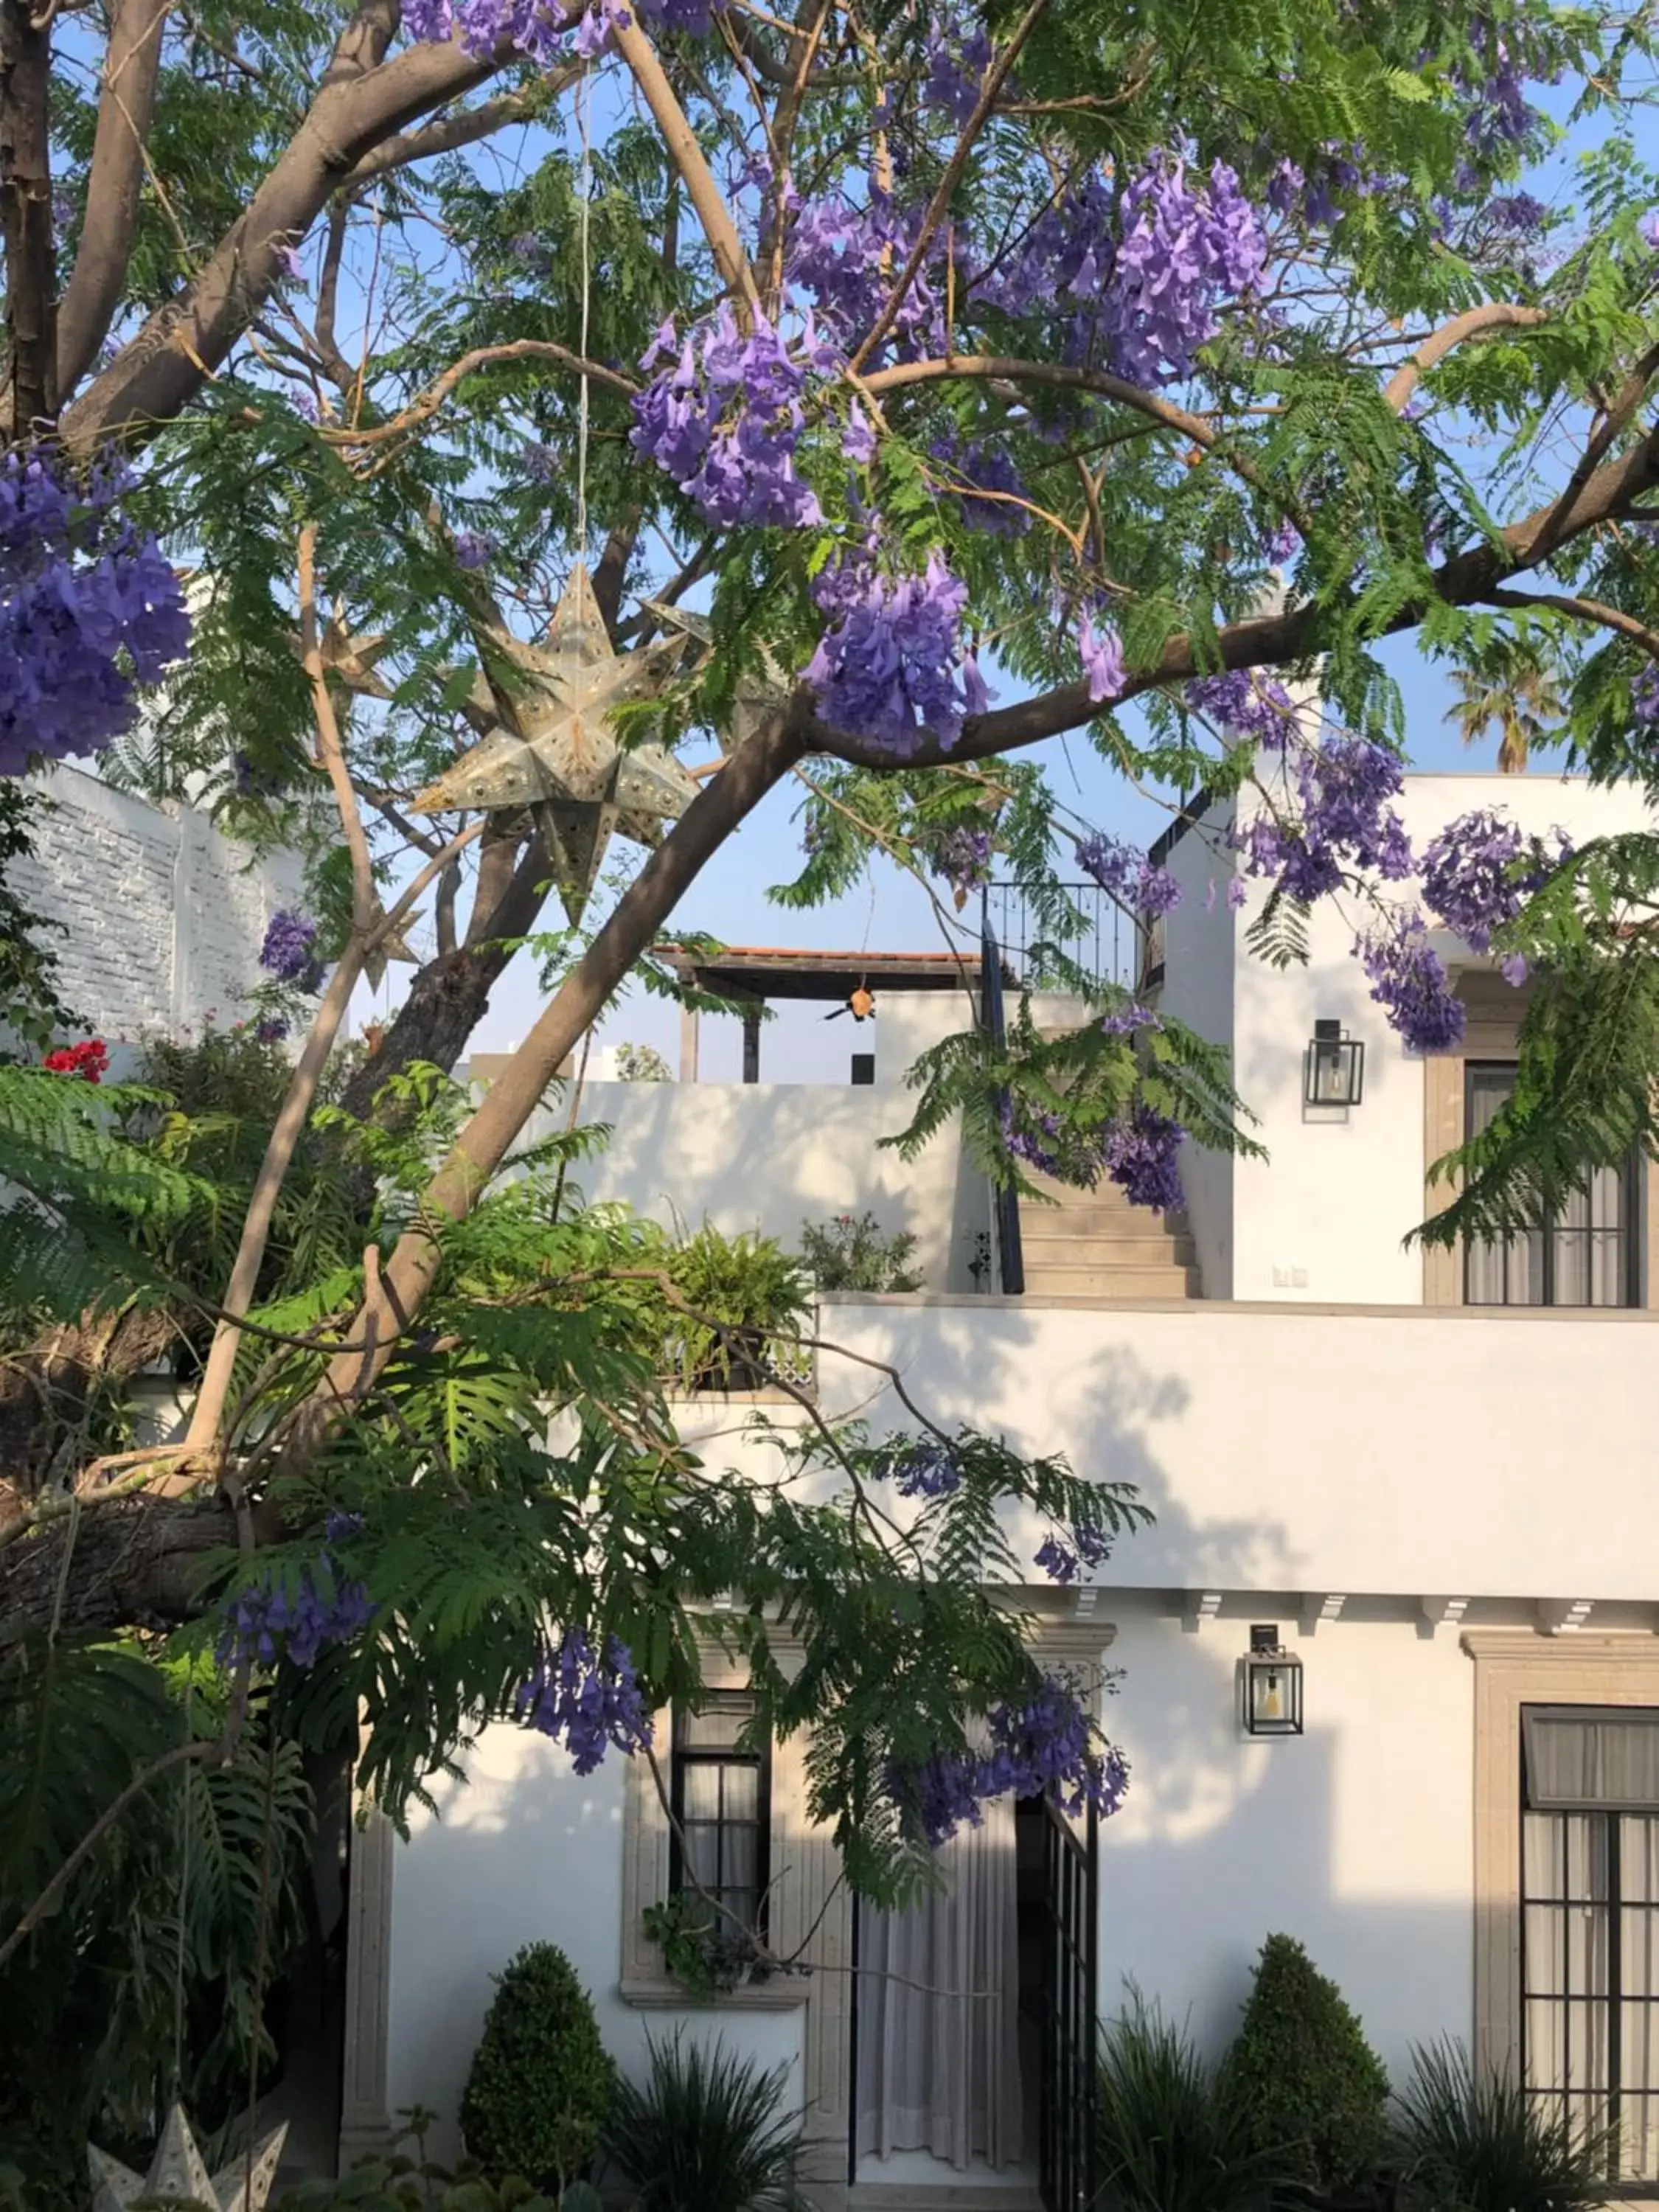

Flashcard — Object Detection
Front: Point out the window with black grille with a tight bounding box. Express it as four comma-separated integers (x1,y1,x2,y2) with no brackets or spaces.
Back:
669,1690,771,1940
1521,1705,1659,2185
1464,1065,1637,1307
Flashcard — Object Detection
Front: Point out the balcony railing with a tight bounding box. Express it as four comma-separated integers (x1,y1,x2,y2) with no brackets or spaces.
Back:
980,880,1145,994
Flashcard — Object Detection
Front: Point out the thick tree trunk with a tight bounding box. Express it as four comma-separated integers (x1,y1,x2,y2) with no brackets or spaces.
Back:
0,1304,178,1515
1,0,57,431
0,1492,234,1643
338,938,518,1122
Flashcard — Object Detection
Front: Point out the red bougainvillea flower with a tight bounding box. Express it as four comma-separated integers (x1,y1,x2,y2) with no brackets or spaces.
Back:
42,1038,109,1082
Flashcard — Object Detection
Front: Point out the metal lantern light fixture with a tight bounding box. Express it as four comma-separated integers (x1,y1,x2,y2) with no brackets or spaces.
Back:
1242,1624,1304,1737
1305,1018,1364,1107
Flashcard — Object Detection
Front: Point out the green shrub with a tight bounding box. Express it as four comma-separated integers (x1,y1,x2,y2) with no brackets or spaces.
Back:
657,1222,812,1391
607,2033,802,2211
1096,1991,1290,2212
797,1210,922,1293
1226,1935,1391,2194
459,1944,613,2192
1394,2039,1613,2212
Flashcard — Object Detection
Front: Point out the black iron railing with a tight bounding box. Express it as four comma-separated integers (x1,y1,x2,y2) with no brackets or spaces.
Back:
978,922,1024,1296
1039,1795,1100,2212
981,879,1146,993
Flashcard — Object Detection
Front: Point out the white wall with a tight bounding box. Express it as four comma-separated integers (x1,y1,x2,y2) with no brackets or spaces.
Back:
812,1296,1659,1601
384,1722,804,2166
1101,1610,1473,2070
538,992,991,1293
1166,772,1656,1304
381,1287,1659,2174
7,762,306,1043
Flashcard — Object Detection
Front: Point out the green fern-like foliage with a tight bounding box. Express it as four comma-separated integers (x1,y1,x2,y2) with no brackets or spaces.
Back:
0,1643,313,2206
1419,834,1659,1250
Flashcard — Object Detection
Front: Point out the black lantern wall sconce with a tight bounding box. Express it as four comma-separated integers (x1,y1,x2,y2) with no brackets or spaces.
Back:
1241,1624,1304,1736
1304,1018,1364,1107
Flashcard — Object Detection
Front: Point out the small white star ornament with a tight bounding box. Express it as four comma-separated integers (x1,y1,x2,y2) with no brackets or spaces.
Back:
88,2104,287,2212
412,563,700,924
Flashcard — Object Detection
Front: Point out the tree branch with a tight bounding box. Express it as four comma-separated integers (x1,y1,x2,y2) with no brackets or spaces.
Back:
1483,585,1659,661
812,416,1659,769
316,336,636,454
861,352,1222,454
312,193,353,388
591,503,643,632
1,0,58,428
608,13,761,312
0,1739,218,1972
1382,302,1549,414
847,0,1047,375
59,1,571,452
339,66,584,192
179,521,380,1461
55,0,170,395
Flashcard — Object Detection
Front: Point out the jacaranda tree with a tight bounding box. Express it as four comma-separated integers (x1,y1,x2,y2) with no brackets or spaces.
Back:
1,0,1657,2178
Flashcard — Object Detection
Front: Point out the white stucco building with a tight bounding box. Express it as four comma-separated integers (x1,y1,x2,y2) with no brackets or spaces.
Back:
349,771,1659,2212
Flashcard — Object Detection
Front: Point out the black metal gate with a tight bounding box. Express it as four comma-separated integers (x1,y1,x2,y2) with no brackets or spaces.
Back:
1038,1794,1099,2212
978,922,1023,1295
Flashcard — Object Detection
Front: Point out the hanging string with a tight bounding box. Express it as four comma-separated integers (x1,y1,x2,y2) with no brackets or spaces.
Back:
576,69,593,558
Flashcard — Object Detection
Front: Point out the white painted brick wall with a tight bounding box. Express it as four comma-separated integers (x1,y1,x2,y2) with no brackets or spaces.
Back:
9,763,307,1044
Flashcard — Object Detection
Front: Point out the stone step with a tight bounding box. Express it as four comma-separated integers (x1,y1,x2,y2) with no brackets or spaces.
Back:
1021,1198,1191,1240
1020,1204,1192,1243
1020,1230,1199,1269
1020,1262,1201,1298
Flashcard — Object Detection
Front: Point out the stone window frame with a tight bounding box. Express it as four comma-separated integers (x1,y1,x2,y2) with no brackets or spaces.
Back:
1464,1630,1659,2081
1423,975,1655,1310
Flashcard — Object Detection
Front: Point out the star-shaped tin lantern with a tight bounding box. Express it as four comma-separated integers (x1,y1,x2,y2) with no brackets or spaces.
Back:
88,2104,287,2212
412,564,700,924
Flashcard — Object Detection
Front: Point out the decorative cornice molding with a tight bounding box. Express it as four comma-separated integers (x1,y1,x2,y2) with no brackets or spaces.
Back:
1462,1628,1659,1664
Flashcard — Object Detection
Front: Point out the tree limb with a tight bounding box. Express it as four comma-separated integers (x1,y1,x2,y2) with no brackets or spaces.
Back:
276,708,807,1471
1,0,58,428
55,0,170,394
1483,585,1659,661
317,336,636,454
340,66,583,192
312,194,353,388
59,1,569,450
0,1739,218,1972
813,416,1659,768
1382,302,1549,414
609,13,761,312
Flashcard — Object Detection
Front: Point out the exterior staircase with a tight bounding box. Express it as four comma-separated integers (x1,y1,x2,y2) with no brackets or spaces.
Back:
1016,1168,1201,1300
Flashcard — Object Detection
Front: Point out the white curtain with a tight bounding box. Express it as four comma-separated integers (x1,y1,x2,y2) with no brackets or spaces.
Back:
1527,1712,1659,1810
1465,1068,1544,1304
855,1794,1023,2171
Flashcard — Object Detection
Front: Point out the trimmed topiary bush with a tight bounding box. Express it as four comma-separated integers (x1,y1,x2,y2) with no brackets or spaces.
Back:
1225,1934,1391,2197
460,1943,614,2192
